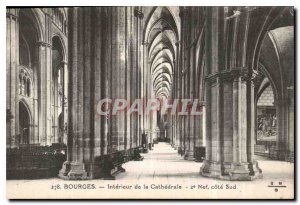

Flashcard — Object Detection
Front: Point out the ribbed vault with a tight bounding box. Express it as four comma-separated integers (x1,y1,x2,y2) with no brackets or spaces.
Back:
145,7,179,100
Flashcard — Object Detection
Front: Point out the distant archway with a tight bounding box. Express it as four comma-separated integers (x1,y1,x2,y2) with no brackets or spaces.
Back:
52,36,65,142
18,101,31,144
257,25,294,161
255,81,278,157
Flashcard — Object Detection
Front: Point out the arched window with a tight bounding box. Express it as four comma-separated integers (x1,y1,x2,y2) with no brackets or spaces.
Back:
23,77,27,96
19,101,31,144
19,74,23,94
19,36,30,67
255,83,277,156
26,79,31,97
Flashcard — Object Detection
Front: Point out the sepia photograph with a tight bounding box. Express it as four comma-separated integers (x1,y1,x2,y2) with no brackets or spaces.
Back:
4,4,295,200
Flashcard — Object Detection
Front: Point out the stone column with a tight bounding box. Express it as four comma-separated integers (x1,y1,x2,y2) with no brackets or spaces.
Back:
60,7,96,179
174,41,180,150
246,78,262,175
181,45,188,156
275,100,288,160
179,7,188,156
141,40,149,151
194,35,205,160
132,7,143,149
184,32,194,160
124,7,133,152
136,7,143,148
194,102,204,161
6,9,19,148
62,61,68,144
63,8,87,179
109,7,128,153
175,42,181,152
37,40,52,146
171,70,176,149
201,68,262,180
140,40,147,134
183,73,189,157
61,7,144,180
287,87,294,161
171,116,176,148
129,7,136,151
200,7,262,180
184,61,195,160
52,63,59,143
202,105,206,147
33,41,39,144
178,71,184,155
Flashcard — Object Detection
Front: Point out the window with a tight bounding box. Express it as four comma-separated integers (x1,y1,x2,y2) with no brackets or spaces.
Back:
19,36,30,67
26,79,31,97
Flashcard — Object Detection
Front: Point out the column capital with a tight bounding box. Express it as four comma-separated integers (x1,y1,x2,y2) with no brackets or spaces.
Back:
6,12,18,20
205,68,257,85
37,41,52,48
6,8,19,20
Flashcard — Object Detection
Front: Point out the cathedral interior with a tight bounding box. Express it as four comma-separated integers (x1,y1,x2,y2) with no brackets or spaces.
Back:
6,7,294,182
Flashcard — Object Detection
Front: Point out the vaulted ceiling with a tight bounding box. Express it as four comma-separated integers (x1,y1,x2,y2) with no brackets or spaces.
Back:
144,7,179,100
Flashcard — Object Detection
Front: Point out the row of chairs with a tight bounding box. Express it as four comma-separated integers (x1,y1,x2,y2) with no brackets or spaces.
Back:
7,144,67,179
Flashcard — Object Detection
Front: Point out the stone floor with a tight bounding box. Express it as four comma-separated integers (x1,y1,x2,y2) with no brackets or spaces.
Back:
7,142,294,199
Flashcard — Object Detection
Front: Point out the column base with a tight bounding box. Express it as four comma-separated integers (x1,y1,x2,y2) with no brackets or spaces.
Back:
59,162,87,180
184,150,195,161
200,160,263,181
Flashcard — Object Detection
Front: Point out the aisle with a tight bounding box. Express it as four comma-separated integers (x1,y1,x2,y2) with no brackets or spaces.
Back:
116,142,202,181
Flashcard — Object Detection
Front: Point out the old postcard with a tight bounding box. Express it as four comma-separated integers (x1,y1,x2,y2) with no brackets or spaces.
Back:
6,6,295,199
